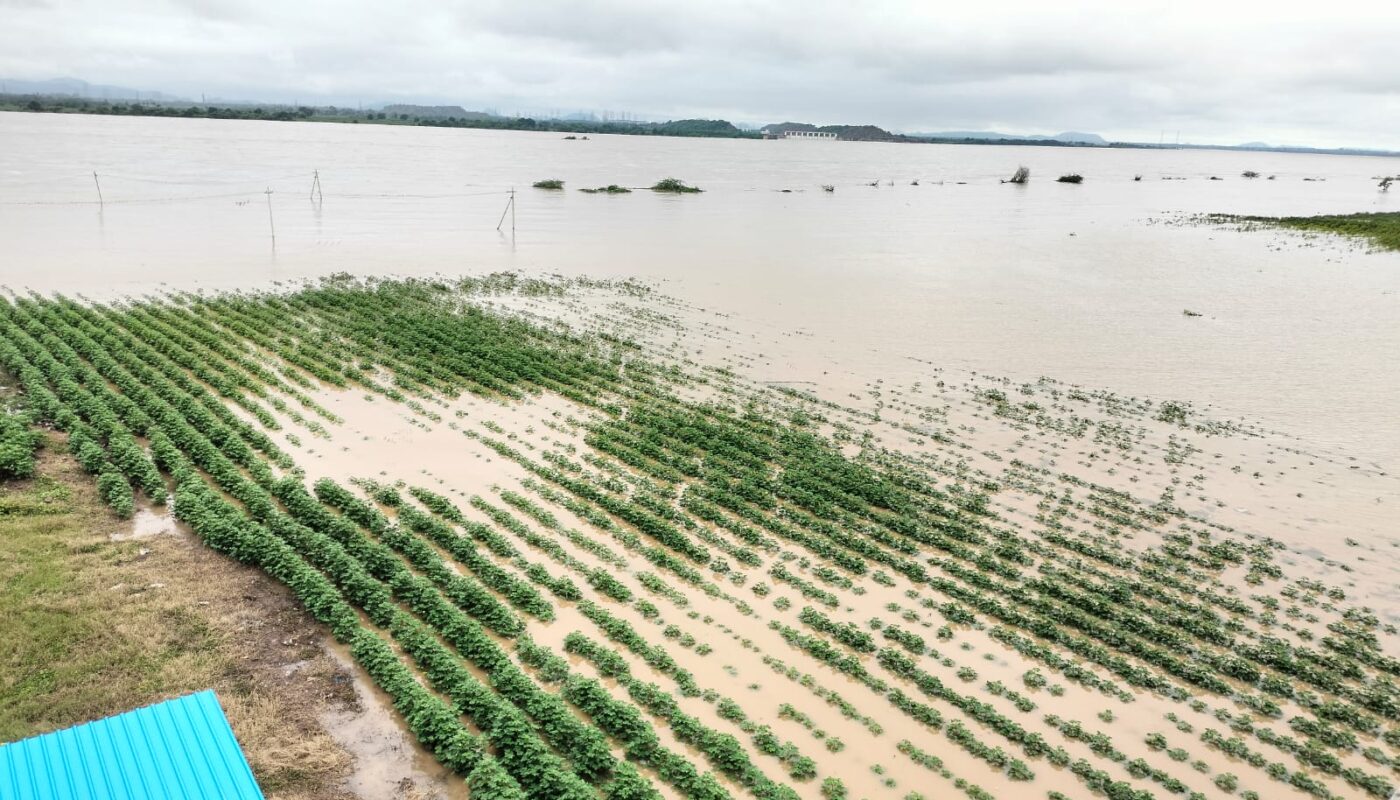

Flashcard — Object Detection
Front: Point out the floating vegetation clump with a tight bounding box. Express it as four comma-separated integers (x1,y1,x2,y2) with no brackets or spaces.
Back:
532,179,565,190
650,177,703,193
1056,174,1083,184
1006,166,1030,184
579,185,631,194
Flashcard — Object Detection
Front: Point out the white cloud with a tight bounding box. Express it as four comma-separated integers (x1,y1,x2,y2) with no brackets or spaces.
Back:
1,0,1397,149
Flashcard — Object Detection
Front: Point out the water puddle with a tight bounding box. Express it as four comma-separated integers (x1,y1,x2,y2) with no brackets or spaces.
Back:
109,506,180,541
319,645,468,800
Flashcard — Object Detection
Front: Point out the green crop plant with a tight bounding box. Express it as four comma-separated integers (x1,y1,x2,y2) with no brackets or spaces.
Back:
0,410,41,479
4,274,1399,800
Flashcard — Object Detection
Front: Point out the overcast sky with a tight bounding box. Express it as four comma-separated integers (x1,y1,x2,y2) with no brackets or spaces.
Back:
3,0,1398,149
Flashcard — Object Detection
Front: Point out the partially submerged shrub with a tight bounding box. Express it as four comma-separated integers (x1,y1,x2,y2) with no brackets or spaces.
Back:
532,179,565,189
651,177,702,193
1242,170,1261,179
1006,166,1030,184
579,185,631,194
1056,174,1084,184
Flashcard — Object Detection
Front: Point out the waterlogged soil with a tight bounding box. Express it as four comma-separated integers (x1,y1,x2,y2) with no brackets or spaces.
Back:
108,505,179,541
319,645,470,800
227,279,1396,800
6,116,1398,800
12,275,1394,799
470,287,1398,799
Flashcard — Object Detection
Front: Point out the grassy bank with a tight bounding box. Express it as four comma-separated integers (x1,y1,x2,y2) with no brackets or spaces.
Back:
0,432,354,798
1213,211,1400,251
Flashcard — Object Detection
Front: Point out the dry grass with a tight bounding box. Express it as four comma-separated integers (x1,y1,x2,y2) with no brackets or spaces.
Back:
0,434,357,799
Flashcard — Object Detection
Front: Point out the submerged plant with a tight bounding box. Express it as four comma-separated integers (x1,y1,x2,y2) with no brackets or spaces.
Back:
1006,166,1030,184
1056,174,1084,184
650,177,702,193
579,185,632,194
532,179,565,189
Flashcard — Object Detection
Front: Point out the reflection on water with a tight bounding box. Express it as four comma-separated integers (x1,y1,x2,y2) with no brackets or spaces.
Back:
110,506,178,541
1,111,1397,461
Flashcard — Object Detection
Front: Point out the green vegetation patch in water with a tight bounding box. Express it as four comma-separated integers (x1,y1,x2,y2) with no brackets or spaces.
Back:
1212,211,1400,251
650,178,703,193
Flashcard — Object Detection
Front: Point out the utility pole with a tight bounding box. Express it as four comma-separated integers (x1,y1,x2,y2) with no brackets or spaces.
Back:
264,188,276,245
496,188,516,236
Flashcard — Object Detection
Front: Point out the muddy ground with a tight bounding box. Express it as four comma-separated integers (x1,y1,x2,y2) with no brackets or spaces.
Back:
0,434,455,799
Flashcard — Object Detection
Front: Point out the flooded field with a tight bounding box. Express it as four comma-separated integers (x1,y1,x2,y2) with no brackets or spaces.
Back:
2,113,1398,800
2,112,1398,461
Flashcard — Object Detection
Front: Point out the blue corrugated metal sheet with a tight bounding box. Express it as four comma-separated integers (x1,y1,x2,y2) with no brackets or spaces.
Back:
0,690,264,800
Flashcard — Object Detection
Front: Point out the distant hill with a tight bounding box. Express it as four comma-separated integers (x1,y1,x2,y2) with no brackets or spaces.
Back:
6,77,1393,155
763,122,1105,145
382,104,495,120
913,130,1108,144
761,122,908,142
0,77,182,102
653,119,746,137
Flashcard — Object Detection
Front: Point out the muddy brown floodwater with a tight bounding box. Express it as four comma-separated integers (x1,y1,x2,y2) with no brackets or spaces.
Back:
201,279,1394,799
2,111,1398,463
319,645,470,800
4,112,1398,800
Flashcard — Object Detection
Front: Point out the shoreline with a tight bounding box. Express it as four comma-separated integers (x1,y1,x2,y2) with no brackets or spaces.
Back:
4,104,1397,158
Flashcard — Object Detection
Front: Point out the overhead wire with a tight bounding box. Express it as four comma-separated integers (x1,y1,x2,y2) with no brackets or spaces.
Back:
0,171,514,206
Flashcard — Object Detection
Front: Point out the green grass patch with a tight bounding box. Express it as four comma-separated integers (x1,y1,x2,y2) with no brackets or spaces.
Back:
0,442,159,740
1211,211,1400,251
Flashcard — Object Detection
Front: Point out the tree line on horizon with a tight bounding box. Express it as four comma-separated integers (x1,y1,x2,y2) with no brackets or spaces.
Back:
5,92,1396,156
